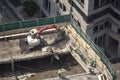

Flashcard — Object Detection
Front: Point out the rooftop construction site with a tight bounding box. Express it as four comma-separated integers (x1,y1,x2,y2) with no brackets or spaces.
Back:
0,14,116,80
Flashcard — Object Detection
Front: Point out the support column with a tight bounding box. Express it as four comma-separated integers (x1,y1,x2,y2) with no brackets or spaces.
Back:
11,58,14,75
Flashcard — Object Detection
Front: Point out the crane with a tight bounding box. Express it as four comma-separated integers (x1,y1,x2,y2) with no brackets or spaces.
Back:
26,25,60,46
26,25,61,60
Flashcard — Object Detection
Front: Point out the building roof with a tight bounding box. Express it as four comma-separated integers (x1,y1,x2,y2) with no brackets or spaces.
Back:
0,14,116,80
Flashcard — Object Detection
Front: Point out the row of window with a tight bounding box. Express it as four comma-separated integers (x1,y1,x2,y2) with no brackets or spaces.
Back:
111,0,120,10
95,34,105,47
94,0,120,10
93,20,111,34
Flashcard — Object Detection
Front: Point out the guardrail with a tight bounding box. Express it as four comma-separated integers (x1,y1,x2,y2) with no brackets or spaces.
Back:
0,14,71,32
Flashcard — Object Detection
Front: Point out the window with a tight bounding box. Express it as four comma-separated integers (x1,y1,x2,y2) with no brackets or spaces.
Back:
43,0,48,9
95,34,105,47
105,20,111,28
93,25,98,33
98,36,102,47
48,1,51,13
99,24,104,30
103,34,105,45
63,4,66,11
95,38,98,44
111,0,114,4
81,0,84,4
94,0,100,8
94,0,120,10
59,2,62,9
106,0,111,3
71,14,74,18
70,7,73,12
100,0,106,5
118,28,120,33
105,21,109,28
78,22,81,26
115,0,120,9
57,11,59,15
43,0,51,13
110,10,120,20
77,0,84,6
94,0,110,9
93,21,109,34
56,0,59,3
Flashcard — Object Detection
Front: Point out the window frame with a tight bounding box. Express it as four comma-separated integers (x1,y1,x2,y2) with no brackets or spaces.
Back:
76,0,84,7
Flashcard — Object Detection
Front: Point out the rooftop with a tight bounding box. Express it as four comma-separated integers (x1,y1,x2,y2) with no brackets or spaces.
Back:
0,14,116,80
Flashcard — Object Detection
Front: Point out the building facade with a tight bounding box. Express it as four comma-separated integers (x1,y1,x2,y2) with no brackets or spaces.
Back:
34,0,120,57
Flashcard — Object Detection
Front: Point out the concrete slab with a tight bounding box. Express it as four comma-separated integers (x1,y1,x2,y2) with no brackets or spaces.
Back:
0,31,70,64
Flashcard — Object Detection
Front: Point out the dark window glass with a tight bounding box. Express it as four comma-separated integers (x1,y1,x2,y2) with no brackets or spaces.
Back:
100,0,106,5
63,4,66,11
110,10,120,20
99,24,104,30
105,21,111,28
98,36,102,47
59,2,62,9
106,0,111,3
103,34,105,45
77,0,84,6
93,25,98,33
78,22,81,26
57,11,60,15
56,0,59,3
94,0,100,8
48,1,51,13
95,38,97,44
81,0,84,4
105,21,109,28
70,7,73,12
45,0,48,9
111,0,114,4
118,28,120,33
115,0,120,9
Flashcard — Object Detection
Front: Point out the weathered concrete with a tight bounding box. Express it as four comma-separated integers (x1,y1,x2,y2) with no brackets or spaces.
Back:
0,30,70,64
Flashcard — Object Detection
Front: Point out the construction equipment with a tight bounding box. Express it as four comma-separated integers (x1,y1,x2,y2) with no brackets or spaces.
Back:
26,25,60,46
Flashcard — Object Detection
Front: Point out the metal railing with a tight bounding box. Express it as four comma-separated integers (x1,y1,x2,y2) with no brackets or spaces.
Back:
0,14,71,32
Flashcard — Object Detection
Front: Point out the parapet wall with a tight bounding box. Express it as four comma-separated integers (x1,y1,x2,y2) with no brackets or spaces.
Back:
66,18,116,80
